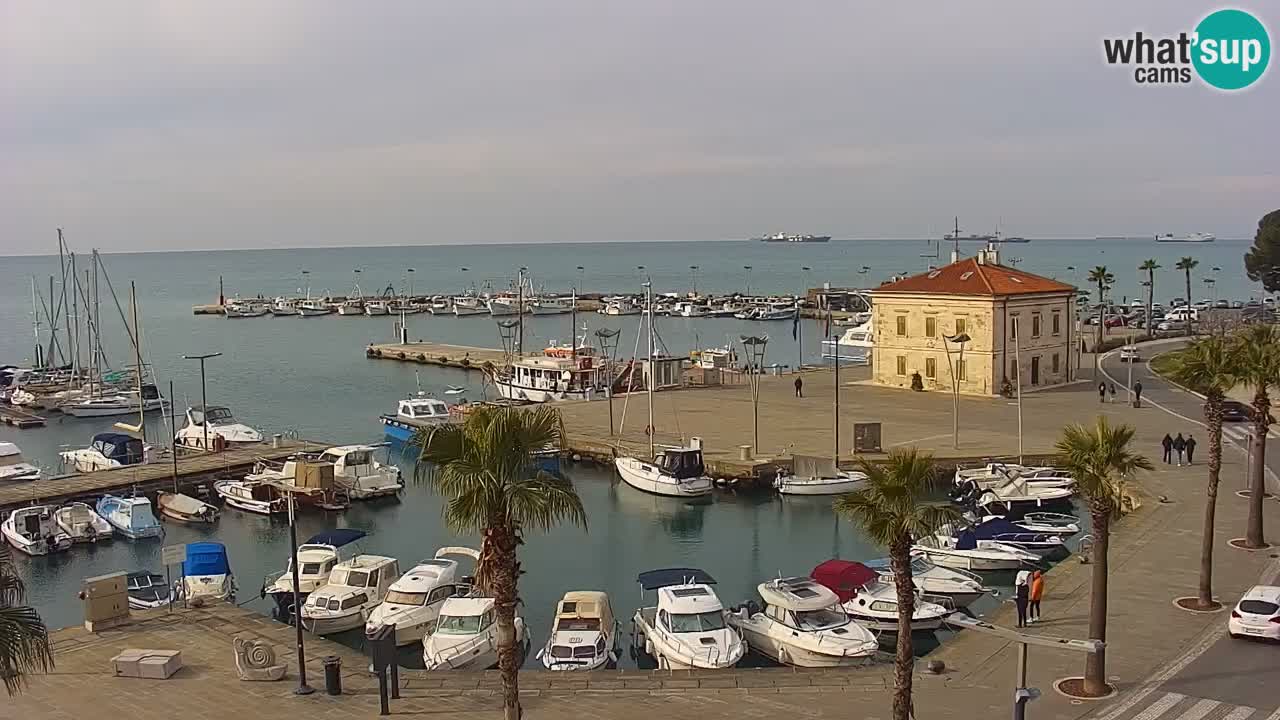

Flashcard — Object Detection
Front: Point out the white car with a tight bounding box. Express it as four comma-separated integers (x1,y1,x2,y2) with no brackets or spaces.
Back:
1119,346,1140,363
1228,585,1280,641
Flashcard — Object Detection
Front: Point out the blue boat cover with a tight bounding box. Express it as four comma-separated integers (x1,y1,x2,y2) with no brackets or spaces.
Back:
637,568,716,590
970,518,1033,539
955,530,978,551
183,542,230,576
91,433,145,465
304,528,367,547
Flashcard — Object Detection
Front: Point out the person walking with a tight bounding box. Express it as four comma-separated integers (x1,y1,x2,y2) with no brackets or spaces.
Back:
1134,380,1144,408
1173,433,1187,466
1108,382,1117,403
1028,570,1045,623
794,376,803,398
1162,433,1174,464
1098,382,1107,403
1014,570,1031,628
1185,434,1197,465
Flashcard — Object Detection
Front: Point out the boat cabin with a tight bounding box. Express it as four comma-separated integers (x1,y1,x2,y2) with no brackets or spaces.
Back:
383,559,462,608
9,506,56,542
90,432,145,466
654,447,705,480
183,542,231,578
189,405,236,427
753,577,850,631
317,555,399,602
553,591,614,634
507,356,601,393
398,397,451,422
435,597,497,636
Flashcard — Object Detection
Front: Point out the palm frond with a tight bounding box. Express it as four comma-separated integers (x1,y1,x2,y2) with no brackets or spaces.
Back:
0,604,54,695
1166,336,1239,399
1055,416,1152,514
836,448,953,546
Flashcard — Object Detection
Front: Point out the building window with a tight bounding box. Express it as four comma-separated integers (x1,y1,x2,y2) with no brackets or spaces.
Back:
896,315,907,336
955,318,967,336
925,317,936,338
1052,353,1060,373
1032,314,1041,338
896,356,907,376
1010,317,1018,340
1010,360,1018,380
925,357,936,378
956,359,967,381
1052,312,1061,335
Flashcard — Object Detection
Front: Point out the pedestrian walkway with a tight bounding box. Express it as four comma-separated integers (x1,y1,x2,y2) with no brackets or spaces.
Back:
1095,691,1279,720
1219,425,1280,443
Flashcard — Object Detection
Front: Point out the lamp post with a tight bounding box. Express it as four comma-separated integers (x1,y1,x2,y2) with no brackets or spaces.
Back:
798,266,812,369
595,328,621,435
407,268,415,299
743,265,753,296
1012,318,1023,464
739,335,769,454
689,265,699,297
941,332,970,450
183,352,221,452
284,487,314,696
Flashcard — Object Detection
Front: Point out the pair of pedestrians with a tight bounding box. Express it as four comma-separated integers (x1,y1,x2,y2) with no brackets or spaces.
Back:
1161,433,1197,466
1014,570,1045,628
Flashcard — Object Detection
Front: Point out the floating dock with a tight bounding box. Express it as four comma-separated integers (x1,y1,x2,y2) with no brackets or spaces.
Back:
366,342,510,371
0,405,46,429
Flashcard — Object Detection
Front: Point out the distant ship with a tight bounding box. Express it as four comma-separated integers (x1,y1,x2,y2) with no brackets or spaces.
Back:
999,235,1030,244
1096,235,1128,241
944,232,996,242
1155,232,1215,243
754,233,831,243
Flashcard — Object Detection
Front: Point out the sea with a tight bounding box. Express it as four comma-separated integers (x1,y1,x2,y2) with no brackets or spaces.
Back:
0,237,1255,666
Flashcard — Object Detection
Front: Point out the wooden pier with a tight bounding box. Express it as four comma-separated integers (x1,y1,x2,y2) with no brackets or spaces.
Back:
366,342,510,371
0,405,46,429
0,439,328,514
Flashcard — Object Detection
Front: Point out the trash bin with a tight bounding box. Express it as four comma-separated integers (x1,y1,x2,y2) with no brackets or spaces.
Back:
323,655,342,696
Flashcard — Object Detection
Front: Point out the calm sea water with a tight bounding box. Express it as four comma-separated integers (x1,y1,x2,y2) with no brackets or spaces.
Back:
0,238,1241,663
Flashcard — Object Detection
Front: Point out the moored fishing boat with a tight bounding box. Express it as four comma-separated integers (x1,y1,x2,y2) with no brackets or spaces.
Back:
213,478,287,515
54,502,113,543
156,492,220,524
3,506,73,555
96,495,163,540
727,576,878,667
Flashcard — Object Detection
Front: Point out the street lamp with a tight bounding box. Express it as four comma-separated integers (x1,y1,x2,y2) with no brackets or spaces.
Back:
798,266,812,369
689,265,699,297
595,328,621,435
183,352,222,452
941,332,970,450
283,487,314,696
739,335,769,454
743,266,753,296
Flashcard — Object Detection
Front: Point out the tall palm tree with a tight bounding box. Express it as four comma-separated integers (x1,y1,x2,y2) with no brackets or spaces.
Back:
1087,266,1114,355
1176,257,1199,336
1233,324,1280,549
414,405,587,720
1139,259,1160,337
1056,417,1152,696
833,449,962,720
1166,337,1239,608
0,544,54,695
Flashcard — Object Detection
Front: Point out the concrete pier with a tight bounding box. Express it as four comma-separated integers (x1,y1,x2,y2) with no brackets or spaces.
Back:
365,341,509,371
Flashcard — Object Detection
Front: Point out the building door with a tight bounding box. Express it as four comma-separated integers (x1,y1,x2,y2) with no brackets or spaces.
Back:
1031,356,1040,385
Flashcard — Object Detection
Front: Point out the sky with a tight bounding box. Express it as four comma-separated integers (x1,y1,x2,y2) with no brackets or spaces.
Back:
1,1,1277,254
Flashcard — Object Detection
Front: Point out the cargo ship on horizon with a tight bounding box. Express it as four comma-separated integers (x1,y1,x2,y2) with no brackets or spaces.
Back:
754,233,831,243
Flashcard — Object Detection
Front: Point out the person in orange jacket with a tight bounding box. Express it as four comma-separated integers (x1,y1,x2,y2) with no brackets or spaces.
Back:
1028,570,1045,623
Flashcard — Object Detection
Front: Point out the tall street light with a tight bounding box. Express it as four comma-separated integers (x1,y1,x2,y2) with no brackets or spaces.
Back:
941,332,970,450
739,335,769,454
284,487,314,696
595,328,621,435
689,265,699,297
183,352,222,452
743,266,753,296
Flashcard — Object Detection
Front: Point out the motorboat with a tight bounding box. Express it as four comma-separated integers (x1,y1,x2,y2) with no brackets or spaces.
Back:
319,445,404,500
0,442,41,482
531,296,574,315
864,552,990,609
297,299,332,317
301,554,400,635
983,511,1081,536
2,506,72,555
451,297,487,316
601,298,642,316
615,441,714,498
60,432,147,473
427,297,452,315
727,577,879,667
380,393,453,443
390,299,425,315
962,476,1074,513
422,595,530,670
366,547,476,646
821,322,873,363
126,571,171,609
810,560,950,633
537,591,619,671
365,299,392,316
270,297,298,316
631,568,744,670
244,454,350,511
178,542,237,604
691,346,737,370
155,492,220,524
673,301,710,318
754,303,798,321
953,463,1074,491
774,456,868,496
224,301,270,318
732,307,759,320
487,296,524,316
489,354,606,403
53,502,113,543
175,405,263,451
937,519,1066,560
213,478,287,516
96,495,163,540
912,532,1041,572
262,528,368,620
336,299,365,316
61,385,165,418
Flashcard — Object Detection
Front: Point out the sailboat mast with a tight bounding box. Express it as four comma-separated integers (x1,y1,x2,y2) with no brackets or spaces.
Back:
130,282,145,442
70,252,80,383
30,277,42,368
645,280,655,459
833,328,840,464
516,268,525,357
570,287,577,360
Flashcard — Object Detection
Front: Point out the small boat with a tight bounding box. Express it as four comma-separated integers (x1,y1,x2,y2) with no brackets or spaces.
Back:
336,299,365,316
262,528,368,620
774,456,867,496
601,299,642,316
451,297,487,316
213,478,287,515
821,322,873,363
155,492,220,524
963,476,1074,513
912,533,1040,572
631,568,744,670
487,296,525,316
60,432,147,473
427,297,452,315
174,405,263,451
422,595,530,670
489,354,607,403
531,296,575,315
953,463,1074,491
301,554,400,635
54,502,113,543
390,299,425,315
61,388,164,418
673,301,710,318
270,297,298,316
537,590,619,671
380,393,453,444
177,542,237,604
96,495,163,540
319,445,404,500
864,552,990,609
938,519,1066,560
366,547,477,646
126,571,171,609
2,506,72,555
0,442,41,482
224,302,270,318
727,576,878,667
245,454,350,511
365,300,392,316
297,298,332,317
993,511,1081,536
810,560,950,633
754,303,798,321
615,442,714,498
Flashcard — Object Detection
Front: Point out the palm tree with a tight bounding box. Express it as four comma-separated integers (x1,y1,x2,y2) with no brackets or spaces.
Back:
1166,337,1239,608
0,544,54,695
1176,257,1199,336
1139,259,1160,337
833,448,962,720
414,405,586,720
1056,417,1152,696
1233,324,1280,549
1087,266,1114,355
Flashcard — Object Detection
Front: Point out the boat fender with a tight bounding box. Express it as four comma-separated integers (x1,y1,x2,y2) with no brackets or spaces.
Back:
777,646,790,666
644,425,653,436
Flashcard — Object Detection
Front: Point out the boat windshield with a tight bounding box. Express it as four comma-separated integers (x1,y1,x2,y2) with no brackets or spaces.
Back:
205,408,234,424
556,618,601,632
299,562,325,575
384,590,428,606
436,614,483,634
330,569,369,587
794,605,849,632
668,611,726,632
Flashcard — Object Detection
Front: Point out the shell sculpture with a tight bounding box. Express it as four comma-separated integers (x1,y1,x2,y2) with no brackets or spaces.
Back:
234,635,286,681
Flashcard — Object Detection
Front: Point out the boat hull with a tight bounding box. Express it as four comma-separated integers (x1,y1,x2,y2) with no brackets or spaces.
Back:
494,380,595,403
2,525,72,555
303,611,366,635
732,624,873,668
775,476,866,496
915,548,1028,572
615,458,714,498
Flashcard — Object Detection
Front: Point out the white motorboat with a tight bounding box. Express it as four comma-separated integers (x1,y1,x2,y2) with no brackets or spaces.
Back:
913,533,1041,572
60,432,148,473
990,511,1081,537
601,299,642,316
615,441,714,498
774,456,868,496
631,568,744,670
96,495,163,540
175,405,262,451
673,301,710,318
336,299,365,316
262,528,367,620
490,354,606,403
531,296,574,315
422,595,530,670
451,297,487,316
728,577,879,667
537,591,619,671
864,552,990,609
270,297,298,316
810,560,950,633
366,547,476,646
2,506,72,555
319,445,404,500
177,542,237,604
301,555,400,635
224,302,269,318
390,299,425,315
967,476,1074,513
733,307,759,320
954,463,1074,491
297,298,332,317
0,442,41,482
155,492,220,524
821,322,873,363
754,303,798,321
487,296,524,316
213,478,287,516
126,571,171,609
380,393,453,443
365,299,392,316
54,502,113,543
938,519,1066,559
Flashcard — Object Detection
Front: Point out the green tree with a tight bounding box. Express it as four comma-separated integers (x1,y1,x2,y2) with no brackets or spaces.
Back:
1166,337,1239,608
1087,266,1114,355
1233,324,1280,549
1056,417,1152,696
833,449,962,720
1139,259,1160,337
0,544,54,695
1175,257,1198,336
414,406,586,720
1243,209,1280,292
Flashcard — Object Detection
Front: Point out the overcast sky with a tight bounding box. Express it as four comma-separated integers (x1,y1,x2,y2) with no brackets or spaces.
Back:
1,1,1275,254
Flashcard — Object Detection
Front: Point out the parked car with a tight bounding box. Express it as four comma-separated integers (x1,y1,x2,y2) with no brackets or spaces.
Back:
1231,300,1244,309
1214,299,1230,309
1104,315,1128,328
1119,346,1140,362
1228,585,1280,641
1222,401,1252,422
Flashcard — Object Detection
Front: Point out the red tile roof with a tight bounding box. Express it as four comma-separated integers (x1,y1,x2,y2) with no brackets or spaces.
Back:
871,258,1076,297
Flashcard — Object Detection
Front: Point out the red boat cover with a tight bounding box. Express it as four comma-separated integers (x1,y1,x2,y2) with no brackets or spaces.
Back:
810,560,878,603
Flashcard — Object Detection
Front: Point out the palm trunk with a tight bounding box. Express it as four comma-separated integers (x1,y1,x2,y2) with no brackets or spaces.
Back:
889,536,915,720
1145,272,1154,340
1246,387,1270,548
1185,272,1192,337
1084,504,1110,694
1198,395,1223,607
1096,282,1104,354
489,524,522,720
